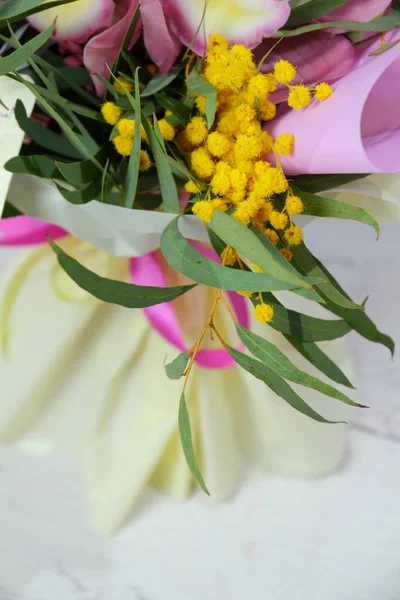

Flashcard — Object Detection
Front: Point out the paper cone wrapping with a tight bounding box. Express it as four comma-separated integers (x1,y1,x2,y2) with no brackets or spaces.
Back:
0,239,355,534
268,37,400,175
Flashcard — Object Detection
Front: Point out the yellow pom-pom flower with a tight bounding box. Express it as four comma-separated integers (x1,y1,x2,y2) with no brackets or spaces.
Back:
113,135,133,157
269,210,288,230
139,150,152,171
234,134,263,161
288,85,312,110
184,180,202,194
211,161,232,196
185,116,208,146
191,147,215,180
195,95,207,114
273,60,296,84
274,133,294,156
285,225,304,246
208,33,229,54
314,82,333,101
286,195,304,215
280,248,293,261
101,102,123,126
158,118,175,141
220,246,237,266
259,98,277,121
207,131,231,158
113,76,134,95
254,303,274,323
118,118,134,138
265,228,279,245
192,198,226,222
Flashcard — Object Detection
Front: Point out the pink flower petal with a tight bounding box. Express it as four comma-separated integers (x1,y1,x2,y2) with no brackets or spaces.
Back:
320,0,392,23
160,0,291,55
83,0,142,95
27,0,115,43
255,32,357,83
140,0,182,73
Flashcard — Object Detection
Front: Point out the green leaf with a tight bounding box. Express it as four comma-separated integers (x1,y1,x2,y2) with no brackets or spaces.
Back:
165,352,189,380
312,255,395,357
235,323,364,408
0,23,55,76
124,68,142,208
55,150,105,187
286,0,349,27
155,93,192,126
187,68,217,129
142,115,180,213
285,335,355,388
4,154,59,179
292,186,380,236
0,0,77,22
48,238,197,308
291,244,361,310
161,218,315,292
291,174,367,194
179,392,209,494
141,63,184,97
369,39,400,56
210,210,322,289
224,344,341,424
252,292,351,342
55,180,101,205
14,100,82,160
275,13,400,37
1,201,23,218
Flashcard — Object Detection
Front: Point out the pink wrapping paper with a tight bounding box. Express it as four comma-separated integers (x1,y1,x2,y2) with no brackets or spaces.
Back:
268,37,400,175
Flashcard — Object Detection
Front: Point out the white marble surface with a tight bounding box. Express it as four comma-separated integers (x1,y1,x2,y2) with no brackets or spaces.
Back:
0,219,399,599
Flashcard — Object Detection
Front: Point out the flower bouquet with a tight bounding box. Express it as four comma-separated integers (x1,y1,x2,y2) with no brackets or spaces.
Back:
0,0,399,532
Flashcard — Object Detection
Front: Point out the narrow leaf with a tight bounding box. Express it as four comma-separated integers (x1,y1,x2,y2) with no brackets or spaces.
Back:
292,174,367,194
0,22,55,75
142,116,180,213
124,68,141,208
291,244,361,310
224,344,341,424
55,150,105,186
211,210,322,289
0,0,77,22
187,68,217,128
292,186,380,236
235,323,365,408
5,154,59,179
286,0,349,27
161,218,314,292
141,63,184,97
165,352,189,380
48,238,197,308
275,14,400,37
179,392,209,493
55,181,101,205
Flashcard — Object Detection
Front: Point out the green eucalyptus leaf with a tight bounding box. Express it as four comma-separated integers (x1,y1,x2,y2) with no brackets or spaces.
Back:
141,63,184,97
235,323,364,408
286,0,349,27
291,245,361,310
224,344,341,424
275,13,400,37
211,210,322,289
369,39,400,56
55,180,101,205
179,392,209,493
55,150,105,186
4,154,60,179
0,23,56,75
285,334,355,389
252,292,351,342
0,0,77,22
123,68,142,208
161,217,313,292
291,174,367,194
187,68,217,128
292,186,380,236
48,238,197,308
14,100,82,160
155,94,192,126
141,115,180,213
165,352,189,380
1,201,23,218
